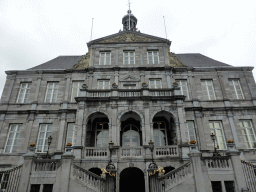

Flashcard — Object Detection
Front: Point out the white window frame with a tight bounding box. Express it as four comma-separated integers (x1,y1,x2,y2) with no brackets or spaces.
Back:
147,51,159,64
97,80,110,89
176,80,190,100
153,122,167,146
45,82,59,103
229,79,244,99
149,79,162,89
123,51,135,65
240,120,256,149
71,81,83,102
123,81,137,89
16,83,31,103
209,121,227,150
201,80,216,100
187,121,196,141
36,124,52,153
66,123,75,145
99,52,111,65
95,122,109,147
4,124,22,153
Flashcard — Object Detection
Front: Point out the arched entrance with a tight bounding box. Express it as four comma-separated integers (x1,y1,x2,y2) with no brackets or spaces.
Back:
120,167,145,192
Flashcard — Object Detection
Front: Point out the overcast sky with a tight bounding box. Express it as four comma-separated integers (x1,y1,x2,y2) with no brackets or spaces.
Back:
0,0,256,96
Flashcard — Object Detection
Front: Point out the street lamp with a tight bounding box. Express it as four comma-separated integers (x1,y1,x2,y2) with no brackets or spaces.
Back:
45,135,52,159
106,141,115,170
210,133,220,157
148,140,154,162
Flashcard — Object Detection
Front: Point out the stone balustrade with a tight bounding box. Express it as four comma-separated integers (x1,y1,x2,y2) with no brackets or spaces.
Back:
204,156,231,169
84,147,108,158
33,159,61,171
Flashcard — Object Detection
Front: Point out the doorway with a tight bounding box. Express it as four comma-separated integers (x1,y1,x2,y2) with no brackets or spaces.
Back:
120,167,145,192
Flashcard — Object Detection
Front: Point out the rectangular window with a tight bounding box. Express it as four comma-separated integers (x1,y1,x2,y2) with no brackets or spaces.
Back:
123,51,135,65
4,124,22,153
240,120,256,148
97,80,110,89
0,173,9,190
211,181,222,192
43,184,53,192
201,80,216,100
66,123,75,146
45,82,59,103
123,82,136,89
16,83,31,103
36,124,52,153
224,181,235,192
147,51,159,64
187,121,196,141
30,184,40,192
71,81,83,102
229,79,244,99
176,80,189,100
209,121,227,150
149,79,162,89
99,52,111,65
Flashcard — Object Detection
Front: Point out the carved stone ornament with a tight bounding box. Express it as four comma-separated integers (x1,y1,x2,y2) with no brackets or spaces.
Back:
99,33,153,43
168,52,186,67
73,52,91,69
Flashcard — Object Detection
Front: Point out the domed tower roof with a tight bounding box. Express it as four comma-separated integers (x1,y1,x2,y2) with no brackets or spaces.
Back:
122,10,137,31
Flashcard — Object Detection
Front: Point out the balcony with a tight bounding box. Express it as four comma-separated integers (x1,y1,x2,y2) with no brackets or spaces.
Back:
83,145,179,159
76,87,185,102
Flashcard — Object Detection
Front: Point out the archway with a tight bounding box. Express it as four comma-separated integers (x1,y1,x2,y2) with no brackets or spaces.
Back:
89,167,102,176
120,167,145,192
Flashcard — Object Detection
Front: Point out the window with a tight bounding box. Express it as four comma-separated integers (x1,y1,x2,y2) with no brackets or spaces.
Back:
224,181,235,192
16,83,31,103
4,124,22,153
201,80,216,100
36,124,52,153
123,82,136,89
229,79,244,99
43,184,53,192
96,123,109,147
71,81,83,102
99,52,111,65
147,51,159,64
0,172,9,190
97,80,110,89
187,121,196,141
45,82,59,103
209,121,226,150
176,80,189,100
211,181,222,192
66,123,75,145
30,184,53,192
149,79,162,89
30,184,40,192
240,120,256,148
153,122,167,146
123,51,135,65
122,124,140,147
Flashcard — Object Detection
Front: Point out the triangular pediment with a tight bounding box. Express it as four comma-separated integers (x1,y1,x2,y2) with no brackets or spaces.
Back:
89,31,171,44
120,75,140,82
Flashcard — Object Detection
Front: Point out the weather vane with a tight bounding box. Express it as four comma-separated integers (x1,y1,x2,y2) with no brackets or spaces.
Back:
127,0,132,30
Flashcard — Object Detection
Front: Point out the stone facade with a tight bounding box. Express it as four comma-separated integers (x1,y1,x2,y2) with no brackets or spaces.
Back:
0,12,255,192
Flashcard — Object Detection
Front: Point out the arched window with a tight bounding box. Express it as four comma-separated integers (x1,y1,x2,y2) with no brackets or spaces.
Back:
153,122,167,146
96,122,109,147
122,124,140,147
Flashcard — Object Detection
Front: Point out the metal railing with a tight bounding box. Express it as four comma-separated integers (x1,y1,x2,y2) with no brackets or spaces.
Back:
0,164,23,192
241,160,256,192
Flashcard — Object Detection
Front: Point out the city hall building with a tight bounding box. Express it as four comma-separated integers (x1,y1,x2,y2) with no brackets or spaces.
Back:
0,10,255,192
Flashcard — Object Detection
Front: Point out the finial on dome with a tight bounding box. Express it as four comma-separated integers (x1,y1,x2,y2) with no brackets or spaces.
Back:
122,10,137,31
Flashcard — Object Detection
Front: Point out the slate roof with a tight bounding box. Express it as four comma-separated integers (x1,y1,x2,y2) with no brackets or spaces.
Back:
28,53,231,70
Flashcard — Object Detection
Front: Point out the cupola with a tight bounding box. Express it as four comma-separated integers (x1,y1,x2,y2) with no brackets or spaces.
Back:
122,10,137,31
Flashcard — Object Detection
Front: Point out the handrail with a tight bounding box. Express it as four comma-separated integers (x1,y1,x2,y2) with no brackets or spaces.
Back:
0,164,23,173
161,161,192,180
73,164,105,181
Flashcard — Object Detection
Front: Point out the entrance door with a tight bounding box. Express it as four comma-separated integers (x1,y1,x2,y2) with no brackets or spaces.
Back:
120,167,145,192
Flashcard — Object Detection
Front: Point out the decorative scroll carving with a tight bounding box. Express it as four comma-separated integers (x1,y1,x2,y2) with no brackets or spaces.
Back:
73,51,91,69
168,52,186,67
100,33,153,43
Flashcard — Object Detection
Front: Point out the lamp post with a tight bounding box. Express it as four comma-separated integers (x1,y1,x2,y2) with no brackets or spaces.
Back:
148,140,154,162
210,133,220,157
45,135,52,159
108,141,114,164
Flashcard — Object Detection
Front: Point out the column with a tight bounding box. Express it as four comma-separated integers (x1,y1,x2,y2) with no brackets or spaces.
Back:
56,113,67,152
176,100,187,143
64,77,71,101
188,150,206,192
22,113,35,152
217,71,227,100
243,68,256,99
144,103,150,144
227,111,241,148
111,104,118,144
59,152,74,192
194,111,207,150
188,71,197,99
33,75,42,102
5,75,16,103
166,72,172,88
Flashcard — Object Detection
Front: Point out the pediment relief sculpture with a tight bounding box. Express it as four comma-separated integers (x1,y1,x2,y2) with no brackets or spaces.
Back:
168,52,186,67
73,51,91,69
120,75,140,82
99,33,154,43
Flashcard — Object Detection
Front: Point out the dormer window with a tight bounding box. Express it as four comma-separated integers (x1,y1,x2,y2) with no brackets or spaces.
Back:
99,52,111,65
147,51,159,64
123,51,135,65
